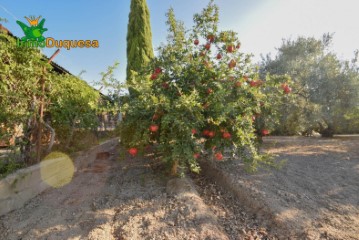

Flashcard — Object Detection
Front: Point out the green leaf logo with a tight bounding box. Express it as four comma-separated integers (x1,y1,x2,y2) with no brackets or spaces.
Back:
16,15,47,42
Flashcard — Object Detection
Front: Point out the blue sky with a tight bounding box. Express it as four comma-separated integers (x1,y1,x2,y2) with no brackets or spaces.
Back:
1,0,358,88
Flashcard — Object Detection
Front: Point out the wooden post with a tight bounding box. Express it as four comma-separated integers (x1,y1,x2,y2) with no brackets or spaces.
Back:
47,49,60,64
35,49,60,162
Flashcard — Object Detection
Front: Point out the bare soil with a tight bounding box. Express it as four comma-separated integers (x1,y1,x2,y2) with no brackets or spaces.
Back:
192,175,278,239
0,147,245,240
202,136,359,239
1,136,358,239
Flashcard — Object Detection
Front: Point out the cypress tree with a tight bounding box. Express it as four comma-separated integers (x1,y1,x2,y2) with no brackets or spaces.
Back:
126,0,154,91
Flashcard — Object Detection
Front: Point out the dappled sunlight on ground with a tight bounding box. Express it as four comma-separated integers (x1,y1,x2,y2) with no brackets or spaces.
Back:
0,150,119,240
276,208,302,221
0,146,230,240
209,135,359,239
266,144,348,155
263,136,359,158
355,164,359,174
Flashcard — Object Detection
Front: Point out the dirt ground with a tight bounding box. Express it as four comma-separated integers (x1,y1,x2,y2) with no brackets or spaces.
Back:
0,146,271,240
192,175,278,239
0,136,358,239
206,135,359,239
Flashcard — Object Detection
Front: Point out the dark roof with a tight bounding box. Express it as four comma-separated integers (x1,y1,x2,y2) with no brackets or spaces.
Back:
0,24,14,37
48,60,71,75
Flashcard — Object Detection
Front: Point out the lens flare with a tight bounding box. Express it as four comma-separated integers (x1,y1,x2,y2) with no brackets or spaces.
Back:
40,151,74,188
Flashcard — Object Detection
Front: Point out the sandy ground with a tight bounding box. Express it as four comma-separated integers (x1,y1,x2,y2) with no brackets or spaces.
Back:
192,175,277,239
0,147,265,240
1,136,357,239
205,136,359,239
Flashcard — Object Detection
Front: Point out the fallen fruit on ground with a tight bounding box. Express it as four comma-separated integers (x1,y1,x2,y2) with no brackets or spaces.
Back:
128,148,138,156
215,152,223,160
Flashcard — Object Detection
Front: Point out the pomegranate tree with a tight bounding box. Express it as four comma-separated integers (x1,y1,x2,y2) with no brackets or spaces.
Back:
120,2,290,175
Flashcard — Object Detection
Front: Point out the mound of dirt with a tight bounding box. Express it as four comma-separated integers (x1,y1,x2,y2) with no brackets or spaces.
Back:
200,136,359,239
0,146,249,239
3,136,355,239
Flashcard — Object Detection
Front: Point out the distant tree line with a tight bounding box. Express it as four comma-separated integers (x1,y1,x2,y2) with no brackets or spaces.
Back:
260,34,359,136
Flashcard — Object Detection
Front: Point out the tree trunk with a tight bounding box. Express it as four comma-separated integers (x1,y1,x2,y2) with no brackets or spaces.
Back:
320,125,334,137
318,121,334,137
44,121,55,154
65,123,75,149
171,159,179,176
21,116,36,165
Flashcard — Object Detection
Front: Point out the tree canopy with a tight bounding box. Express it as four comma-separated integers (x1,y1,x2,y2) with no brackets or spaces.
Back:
260,34,359,136
0,29,101,164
